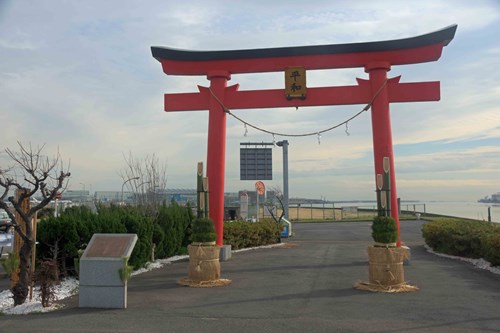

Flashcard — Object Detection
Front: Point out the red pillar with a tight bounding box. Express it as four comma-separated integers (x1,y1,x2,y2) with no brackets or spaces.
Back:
206,70,230,246
366,62,401,246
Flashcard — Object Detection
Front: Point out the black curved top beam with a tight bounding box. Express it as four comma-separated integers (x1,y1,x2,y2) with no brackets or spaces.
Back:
151,25,457,62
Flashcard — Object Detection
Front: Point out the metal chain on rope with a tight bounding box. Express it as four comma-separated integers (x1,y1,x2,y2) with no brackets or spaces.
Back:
208,78,388,138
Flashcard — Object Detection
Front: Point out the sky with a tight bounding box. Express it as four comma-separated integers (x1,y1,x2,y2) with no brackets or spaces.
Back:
0,0,499,202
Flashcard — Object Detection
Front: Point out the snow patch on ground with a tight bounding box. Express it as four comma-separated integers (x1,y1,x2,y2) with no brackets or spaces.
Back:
424,244,500,275
233,242,287,253
131,255,188,276
0,277,79,315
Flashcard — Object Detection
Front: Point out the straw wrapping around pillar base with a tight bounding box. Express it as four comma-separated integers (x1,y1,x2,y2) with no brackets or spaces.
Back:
187,243,221,282
178,243,231,288
355,245,418,293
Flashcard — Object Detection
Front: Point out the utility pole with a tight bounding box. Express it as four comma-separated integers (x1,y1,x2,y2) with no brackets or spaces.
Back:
277,140,289,220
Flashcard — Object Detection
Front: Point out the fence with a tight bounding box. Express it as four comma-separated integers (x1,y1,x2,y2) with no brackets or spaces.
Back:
266,204,379,221
260,203,427,221
400,203,426,214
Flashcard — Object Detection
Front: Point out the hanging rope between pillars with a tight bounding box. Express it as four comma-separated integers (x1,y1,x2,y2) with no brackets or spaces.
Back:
208,78,388,138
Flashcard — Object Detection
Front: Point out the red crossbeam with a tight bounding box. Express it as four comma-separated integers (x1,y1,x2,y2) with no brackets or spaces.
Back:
164,77,439,112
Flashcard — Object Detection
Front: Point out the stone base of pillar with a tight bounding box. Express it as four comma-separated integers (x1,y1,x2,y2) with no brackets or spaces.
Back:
219,245,232,261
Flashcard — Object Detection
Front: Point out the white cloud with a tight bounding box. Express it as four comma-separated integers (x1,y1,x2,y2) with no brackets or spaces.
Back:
0,36,39,50
0,0,498,202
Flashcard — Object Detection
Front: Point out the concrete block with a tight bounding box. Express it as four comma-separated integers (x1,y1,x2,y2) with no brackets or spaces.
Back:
220,245,232,261
79,259,124,286
79,233,137,309
79,285,127,309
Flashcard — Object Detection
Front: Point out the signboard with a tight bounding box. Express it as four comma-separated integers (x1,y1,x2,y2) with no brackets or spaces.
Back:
285,66,307,99
79,233,138,309
240,148,272,180
83,234,138,259
255,181,265,195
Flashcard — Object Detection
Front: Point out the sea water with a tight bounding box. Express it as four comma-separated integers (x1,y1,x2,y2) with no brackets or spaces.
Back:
327,201,500,223
415,201,500,223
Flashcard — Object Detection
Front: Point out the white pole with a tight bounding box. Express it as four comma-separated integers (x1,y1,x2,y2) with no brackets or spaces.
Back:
256,191,259,222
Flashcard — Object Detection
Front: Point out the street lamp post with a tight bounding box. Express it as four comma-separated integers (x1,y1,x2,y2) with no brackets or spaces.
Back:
137,181,151,190
136,181,151,204
121,177,139,204
276,140,289,220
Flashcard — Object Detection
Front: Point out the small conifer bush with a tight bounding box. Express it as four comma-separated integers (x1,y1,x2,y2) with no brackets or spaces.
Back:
371,216,397,244
191,217,216,243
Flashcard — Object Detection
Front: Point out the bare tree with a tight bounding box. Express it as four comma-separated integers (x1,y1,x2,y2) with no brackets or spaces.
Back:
119,152,167,217
0,142,70,306
264,186,285,224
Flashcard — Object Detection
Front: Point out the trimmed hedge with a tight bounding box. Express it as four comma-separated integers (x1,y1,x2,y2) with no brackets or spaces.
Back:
422,218,500,266
223,219,282,250
483,232,500,267
37,203,193,274
119,208,153,268
37,205,283,275
154,202,193,257
37,206,103,274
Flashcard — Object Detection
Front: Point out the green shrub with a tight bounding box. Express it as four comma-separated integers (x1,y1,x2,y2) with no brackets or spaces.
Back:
37,204,284,274
223,221,249,249
37,210,84,273
223,219,282,250
482,229,500,266
422,218,500,266
152,223,167,259
191,217,216,243
371,216,397,244
422,218,491,258
118,257,134,283
38,205,154,273
155,202,193,256
95,206,128,234
121,210,153,268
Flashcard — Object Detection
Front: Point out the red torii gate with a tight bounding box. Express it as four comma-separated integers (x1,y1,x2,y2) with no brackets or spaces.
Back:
152,25,457,246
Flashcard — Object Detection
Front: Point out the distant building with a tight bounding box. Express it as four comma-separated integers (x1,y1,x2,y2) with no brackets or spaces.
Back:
94,188,198,205
62,190,90,202
61,189,282,221
479,192,500,203
159,188,197,206
94,191,124,203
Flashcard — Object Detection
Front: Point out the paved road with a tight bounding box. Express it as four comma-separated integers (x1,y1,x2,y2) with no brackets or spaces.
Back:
1,221,499,332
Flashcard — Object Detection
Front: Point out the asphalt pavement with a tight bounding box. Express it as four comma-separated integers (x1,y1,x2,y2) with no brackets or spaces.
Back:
1,221,499,333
